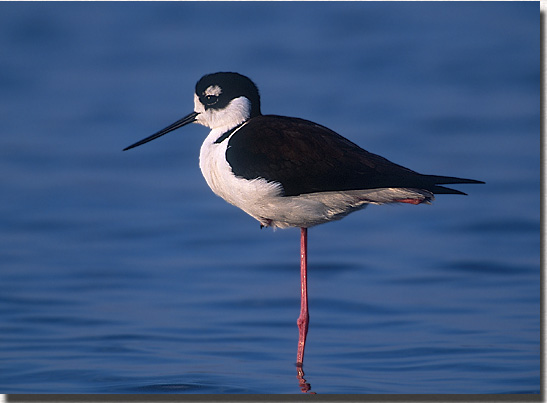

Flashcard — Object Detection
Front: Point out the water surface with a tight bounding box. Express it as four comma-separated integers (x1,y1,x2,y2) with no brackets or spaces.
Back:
0,1,540,394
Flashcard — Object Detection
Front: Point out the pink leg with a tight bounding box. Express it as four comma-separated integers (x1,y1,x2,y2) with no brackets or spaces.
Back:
296,227,309,367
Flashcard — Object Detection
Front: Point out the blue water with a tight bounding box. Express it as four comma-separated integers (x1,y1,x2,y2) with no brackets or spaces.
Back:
0,1,539,395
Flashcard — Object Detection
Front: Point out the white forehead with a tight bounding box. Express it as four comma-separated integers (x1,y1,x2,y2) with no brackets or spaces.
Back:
194,93,205,112
204,85,222,97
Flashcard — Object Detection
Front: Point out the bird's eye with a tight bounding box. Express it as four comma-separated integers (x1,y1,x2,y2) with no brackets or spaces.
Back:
204,95,218,105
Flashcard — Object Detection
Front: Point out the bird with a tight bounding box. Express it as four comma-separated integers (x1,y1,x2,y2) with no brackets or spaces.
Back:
124,71,483,369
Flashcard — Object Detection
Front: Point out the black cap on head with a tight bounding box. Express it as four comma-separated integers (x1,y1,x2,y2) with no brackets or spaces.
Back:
195,72,261,118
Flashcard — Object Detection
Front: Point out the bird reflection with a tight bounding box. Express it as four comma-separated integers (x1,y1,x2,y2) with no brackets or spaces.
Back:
296,365,315,394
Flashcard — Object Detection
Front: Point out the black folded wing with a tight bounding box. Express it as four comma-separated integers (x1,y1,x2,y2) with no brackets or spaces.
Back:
226,115,483,197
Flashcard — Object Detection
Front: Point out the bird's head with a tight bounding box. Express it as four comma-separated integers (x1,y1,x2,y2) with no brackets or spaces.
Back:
123,72,261,151
194,72,261,130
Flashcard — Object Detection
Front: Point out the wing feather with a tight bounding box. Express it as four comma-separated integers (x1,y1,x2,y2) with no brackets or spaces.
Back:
226,115,482,197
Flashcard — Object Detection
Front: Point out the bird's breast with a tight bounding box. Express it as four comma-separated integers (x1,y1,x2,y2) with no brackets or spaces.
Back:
198,129,283,214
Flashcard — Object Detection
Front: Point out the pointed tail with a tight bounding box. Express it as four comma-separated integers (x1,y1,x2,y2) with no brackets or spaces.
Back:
423,175,485,195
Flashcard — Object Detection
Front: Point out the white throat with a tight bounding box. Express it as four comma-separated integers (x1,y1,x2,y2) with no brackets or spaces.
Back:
194,95,251,132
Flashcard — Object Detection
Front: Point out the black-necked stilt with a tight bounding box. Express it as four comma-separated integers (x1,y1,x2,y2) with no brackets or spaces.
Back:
124,72,483,369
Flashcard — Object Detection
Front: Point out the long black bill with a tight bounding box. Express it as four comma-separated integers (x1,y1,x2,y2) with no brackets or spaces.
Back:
123,111,199,151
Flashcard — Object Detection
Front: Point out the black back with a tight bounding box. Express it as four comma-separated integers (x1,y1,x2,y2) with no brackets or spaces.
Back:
225,115,482,197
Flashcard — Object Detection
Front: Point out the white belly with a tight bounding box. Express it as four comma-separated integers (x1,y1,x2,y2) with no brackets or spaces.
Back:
199,128,284,225
198,128,432,228
198,128,342,229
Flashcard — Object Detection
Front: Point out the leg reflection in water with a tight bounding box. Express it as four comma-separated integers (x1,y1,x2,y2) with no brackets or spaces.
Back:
297,365,315,394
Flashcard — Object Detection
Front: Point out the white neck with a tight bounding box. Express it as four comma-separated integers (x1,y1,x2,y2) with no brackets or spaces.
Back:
194,95,251,132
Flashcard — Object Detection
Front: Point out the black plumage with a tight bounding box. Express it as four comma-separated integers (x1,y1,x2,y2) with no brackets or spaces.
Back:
226,115,483,197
